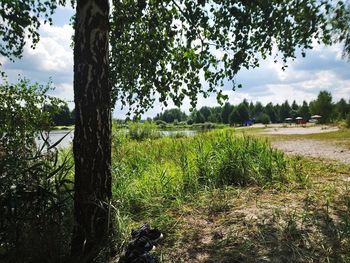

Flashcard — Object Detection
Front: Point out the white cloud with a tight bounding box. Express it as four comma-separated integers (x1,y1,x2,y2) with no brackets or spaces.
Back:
26,23,73,72
51,82,74,108
230,43,350,107
2,20,74,107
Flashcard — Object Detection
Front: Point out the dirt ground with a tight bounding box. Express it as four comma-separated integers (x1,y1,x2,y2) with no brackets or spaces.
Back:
263,126,339,135
272,139,350,164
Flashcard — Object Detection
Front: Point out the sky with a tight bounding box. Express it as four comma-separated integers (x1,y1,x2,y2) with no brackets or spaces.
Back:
1,6,350,119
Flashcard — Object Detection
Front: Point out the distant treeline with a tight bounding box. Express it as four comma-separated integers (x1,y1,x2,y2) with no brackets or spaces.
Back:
43,102,75,126
154,91,350,125
46,90,349,127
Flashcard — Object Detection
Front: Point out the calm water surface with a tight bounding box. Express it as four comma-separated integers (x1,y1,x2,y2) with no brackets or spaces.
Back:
36,129,198,149
36,130,74,149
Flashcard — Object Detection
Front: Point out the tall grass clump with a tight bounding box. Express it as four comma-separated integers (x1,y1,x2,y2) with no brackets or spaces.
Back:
212,134,288,186
127,121,160,140
110,129,301,247
192,131,289,187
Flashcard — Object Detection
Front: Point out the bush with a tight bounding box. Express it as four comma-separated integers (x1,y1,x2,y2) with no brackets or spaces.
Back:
187,119,194,125
0,79,73,262
346,113,350,128
256,113,271,125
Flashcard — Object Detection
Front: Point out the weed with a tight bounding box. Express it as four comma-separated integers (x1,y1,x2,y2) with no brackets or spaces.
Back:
291,155,309,186
207,189,231,215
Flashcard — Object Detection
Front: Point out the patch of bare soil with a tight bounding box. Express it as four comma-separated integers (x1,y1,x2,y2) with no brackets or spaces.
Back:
264,126,339,135
161,176,350,263
272,139,350,164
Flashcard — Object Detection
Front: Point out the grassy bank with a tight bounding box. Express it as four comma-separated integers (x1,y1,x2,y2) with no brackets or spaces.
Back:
110,128,307,251
27,124,350,261
3,124,349,262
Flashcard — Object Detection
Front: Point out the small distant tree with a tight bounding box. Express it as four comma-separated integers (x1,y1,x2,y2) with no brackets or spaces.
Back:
154,108,187,123
298,101,311,121
198,106,212,122
208,106,222,123
264,103,277,123
186,118,194,125
335,98,349,120
194,111,205,123
221,103,233,124
248,102,255,117
280,100,292,121
229,108,241,126
252,102,264,119
257,113,271,125
310,91,334,123
274,104,282,123
291,100,299,119
45,102,72,126
237,103,250,124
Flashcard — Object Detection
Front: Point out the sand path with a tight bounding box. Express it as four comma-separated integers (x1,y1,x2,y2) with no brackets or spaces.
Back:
264,126,339,135
272,139,350,164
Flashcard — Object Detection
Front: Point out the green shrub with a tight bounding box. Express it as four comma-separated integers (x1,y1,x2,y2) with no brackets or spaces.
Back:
0,79,73,262
187,119,194,125
346,113,350,128
256,113,271,125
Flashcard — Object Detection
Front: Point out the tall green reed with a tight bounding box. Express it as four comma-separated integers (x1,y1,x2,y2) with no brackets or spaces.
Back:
111,129,299,221
127,121,160,140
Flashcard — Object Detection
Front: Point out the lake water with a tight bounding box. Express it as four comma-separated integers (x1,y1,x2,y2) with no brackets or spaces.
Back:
36,130,74,149
159,130,197,137
36,129,198,149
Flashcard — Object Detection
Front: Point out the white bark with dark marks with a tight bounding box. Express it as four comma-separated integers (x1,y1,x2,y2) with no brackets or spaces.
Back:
71,0,112,261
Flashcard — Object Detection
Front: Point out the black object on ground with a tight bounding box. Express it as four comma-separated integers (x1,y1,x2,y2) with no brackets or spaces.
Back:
119,224,163,263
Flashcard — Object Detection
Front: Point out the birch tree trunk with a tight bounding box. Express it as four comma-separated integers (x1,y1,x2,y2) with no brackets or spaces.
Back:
71,0,112,260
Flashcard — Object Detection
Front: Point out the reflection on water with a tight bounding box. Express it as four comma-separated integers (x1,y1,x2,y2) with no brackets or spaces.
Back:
159,130,197,137
36,129,198,149
36,130,74,149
